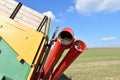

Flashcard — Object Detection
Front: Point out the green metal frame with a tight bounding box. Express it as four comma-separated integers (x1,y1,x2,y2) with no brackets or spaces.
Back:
0,38,31,80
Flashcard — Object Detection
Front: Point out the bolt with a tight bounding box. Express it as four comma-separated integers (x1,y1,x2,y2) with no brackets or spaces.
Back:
0,25,3,28
25,37,28,40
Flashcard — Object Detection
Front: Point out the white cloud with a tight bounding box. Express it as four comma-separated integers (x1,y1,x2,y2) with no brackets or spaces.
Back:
43,11,62,22
67,6,75,12
55,19,62,22
101,37,117,41
75,0,120,14
43,11,55,20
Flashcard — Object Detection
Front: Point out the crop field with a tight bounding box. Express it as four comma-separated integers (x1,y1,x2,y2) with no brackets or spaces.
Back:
58,48,120,80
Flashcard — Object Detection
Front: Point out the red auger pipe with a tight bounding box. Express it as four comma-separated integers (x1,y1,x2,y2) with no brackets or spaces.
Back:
41,28,74,80
50,40,87,80
58,27,74,45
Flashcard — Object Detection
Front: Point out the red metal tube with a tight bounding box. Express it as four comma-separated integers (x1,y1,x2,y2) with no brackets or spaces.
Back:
40,27,74,80
50,40,87,80
58,27,74,45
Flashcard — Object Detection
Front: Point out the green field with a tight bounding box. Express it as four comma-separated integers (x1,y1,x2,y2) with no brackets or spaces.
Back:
59,48,120,80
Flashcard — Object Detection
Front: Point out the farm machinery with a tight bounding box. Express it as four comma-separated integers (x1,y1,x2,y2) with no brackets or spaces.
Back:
0,0,87,80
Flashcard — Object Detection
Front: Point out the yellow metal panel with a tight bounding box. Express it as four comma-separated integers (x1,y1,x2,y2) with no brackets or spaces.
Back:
27,38,46,80
0,14,45,65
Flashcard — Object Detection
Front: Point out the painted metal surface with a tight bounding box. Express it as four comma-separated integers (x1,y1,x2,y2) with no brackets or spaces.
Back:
0,14,44,65
0,0,47,32
41,38,68,80
51,40,87,80
0,38,31,80
27,37,46,80
39,28,75,80
0,1,51,80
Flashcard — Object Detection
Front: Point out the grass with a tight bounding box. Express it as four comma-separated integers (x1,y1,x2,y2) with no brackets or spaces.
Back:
60,48,120,80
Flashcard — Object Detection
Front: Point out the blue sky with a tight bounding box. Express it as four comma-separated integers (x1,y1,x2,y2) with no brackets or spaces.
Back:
16,0,120,48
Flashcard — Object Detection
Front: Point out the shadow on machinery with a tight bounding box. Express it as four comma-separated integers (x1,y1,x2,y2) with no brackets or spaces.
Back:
58,74,72,80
